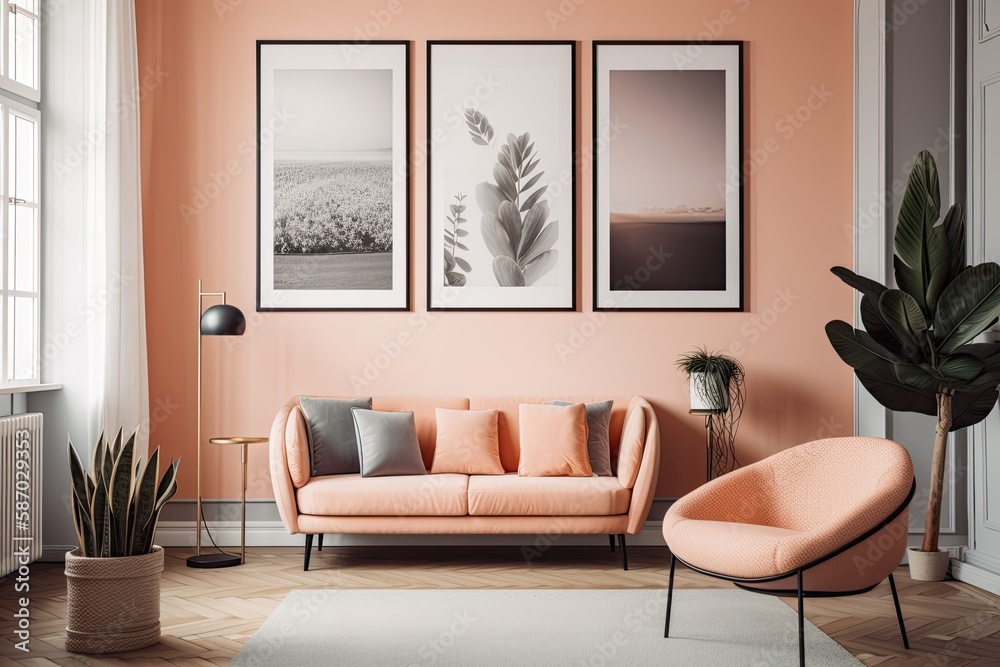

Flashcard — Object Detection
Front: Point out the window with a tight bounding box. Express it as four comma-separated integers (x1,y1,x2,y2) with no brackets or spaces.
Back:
0,0,38,387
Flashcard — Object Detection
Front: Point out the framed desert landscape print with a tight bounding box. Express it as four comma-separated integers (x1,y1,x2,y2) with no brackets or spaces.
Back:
427,41,576,311
256,41,409,311
593,41,743,311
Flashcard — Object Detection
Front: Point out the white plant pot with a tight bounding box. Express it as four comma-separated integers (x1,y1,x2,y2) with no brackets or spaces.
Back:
690,373,729,412
908,547,950,581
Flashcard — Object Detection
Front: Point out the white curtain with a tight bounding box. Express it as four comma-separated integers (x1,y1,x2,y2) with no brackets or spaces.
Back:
85,0,149,453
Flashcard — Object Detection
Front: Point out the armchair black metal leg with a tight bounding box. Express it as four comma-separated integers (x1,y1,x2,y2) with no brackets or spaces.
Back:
618,534,629,571
888,574,910,649
303,534,314,571
609,534,616,552
797,570,805,667
318,533,324,551
664,554,676,638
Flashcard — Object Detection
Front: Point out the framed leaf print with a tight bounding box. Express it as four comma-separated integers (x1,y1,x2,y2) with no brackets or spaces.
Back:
593,41,744,311
257,41,410,311
427,41,576,311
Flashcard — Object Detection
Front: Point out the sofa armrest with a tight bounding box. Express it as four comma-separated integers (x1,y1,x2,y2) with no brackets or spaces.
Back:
624,397,660,535
269,399,302,535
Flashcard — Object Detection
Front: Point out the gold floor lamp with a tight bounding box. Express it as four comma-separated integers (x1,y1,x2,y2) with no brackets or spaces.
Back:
186,279,247,569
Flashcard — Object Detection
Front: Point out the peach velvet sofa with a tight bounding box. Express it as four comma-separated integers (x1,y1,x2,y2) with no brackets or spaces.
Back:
270,395,660,570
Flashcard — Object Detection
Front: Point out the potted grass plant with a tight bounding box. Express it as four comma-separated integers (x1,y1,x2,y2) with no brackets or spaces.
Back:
826,150,1000,581
677,348,747,477
676,348,745,413
65,427,179,654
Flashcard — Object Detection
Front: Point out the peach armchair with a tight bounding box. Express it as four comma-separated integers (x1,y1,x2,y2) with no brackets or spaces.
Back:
661,437,915,666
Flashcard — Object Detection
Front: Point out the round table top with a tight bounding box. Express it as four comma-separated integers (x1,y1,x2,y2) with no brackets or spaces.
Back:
209,436,269,446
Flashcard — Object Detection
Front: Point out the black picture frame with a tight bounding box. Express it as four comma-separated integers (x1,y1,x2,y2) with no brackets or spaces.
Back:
592,40,745,312
256,40,412,311
426,40,578,311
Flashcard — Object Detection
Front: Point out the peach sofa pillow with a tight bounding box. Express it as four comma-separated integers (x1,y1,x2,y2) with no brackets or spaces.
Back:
431,408,504,474
518,403,593,477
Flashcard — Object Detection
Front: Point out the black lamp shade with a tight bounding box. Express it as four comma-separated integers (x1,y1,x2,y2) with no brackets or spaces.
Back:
200,304,246,336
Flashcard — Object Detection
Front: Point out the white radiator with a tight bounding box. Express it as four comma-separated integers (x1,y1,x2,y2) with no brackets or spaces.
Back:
1,413,42,577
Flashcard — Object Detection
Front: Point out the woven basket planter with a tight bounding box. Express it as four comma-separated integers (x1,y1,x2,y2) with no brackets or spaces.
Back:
64,546,164,654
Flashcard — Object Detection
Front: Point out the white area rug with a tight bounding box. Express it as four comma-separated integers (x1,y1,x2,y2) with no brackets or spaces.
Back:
231,588,863,666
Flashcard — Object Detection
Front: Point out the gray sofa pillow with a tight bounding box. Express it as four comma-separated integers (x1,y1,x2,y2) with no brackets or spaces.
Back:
546,400,614,476
352,408,427,477
298,396,372,476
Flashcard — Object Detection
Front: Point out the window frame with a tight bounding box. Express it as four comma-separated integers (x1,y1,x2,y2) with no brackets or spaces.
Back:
0,0,40,103
0,93,39,387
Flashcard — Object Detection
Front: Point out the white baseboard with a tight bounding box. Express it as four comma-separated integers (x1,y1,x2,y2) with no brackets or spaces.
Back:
951,559,1000,596
152,520,668,549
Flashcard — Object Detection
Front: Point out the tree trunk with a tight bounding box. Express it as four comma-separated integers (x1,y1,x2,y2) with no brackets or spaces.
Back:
922,389,953,553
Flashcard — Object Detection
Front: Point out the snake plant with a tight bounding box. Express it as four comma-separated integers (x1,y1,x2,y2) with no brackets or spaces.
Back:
68,427,180,558
826,150,1000,554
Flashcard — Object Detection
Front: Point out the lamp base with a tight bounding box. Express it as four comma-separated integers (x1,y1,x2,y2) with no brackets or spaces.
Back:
186,552,241,568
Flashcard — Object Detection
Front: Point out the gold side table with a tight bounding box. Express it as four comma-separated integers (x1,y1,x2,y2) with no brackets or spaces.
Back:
209,436,269,565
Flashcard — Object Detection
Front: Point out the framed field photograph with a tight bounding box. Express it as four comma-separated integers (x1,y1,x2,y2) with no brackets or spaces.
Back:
427,41,576,311
593,42,743,311
257,41,409,311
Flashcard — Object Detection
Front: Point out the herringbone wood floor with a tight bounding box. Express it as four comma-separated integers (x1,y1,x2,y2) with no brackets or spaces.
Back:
1,546,999,665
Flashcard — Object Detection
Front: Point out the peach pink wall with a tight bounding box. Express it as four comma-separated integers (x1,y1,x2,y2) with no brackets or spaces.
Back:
136,0,856,501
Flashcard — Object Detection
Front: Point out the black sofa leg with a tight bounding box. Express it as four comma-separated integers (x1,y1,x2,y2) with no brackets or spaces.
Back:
303,534,314,571
618,534,628,571
797,570,805,667
664,554,676,638
318,533,324,551
888,573,910,649
609,534,616,552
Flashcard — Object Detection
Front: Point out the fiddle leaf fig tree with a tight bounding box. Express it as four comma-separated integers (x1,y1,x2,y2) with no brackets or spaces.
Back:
826,150,1000,554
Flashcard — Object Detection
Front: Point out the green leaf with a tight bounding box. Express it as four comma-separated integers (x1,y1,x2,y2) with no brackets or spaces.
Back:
90,474,108,558
492,255,525,286
952,385,1000,430
830,266,888,304
825,320,901,369
855,361,938,416
860,295,905,357
130,448,159,556
892,363,940,391
523,249,558,285
109,430,136,556
878,289,928,361
938,353,986,382
934,262,1000,354
943,204,966,279
894,150,941,269
894,255,927,316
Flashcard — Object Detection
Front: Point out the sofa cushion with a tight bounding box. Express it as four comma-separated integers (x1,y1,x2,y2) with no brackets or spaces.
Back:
468,474,631,516
518,403,593,477
431,408,504,475
299,396,371,476
296,474,469,516
285,406,311,488
352,409,427,477
469,396,632,472
617,400,647,489
372,396,471,469
547,400,614,476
